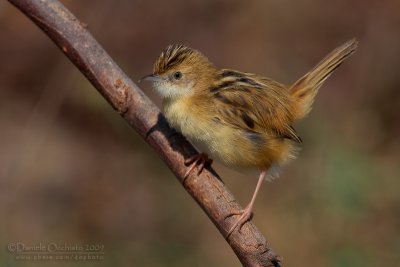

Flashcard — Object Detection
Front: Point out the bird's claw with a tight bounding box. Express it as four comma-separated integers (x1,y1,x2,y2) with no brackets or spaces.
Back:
183,153,212,179
225,206,254,238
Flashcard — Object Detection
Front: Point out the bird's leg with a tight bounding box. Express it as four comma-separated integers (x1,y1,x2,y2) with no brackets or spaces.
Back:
226,169,267,237
184,153,213,178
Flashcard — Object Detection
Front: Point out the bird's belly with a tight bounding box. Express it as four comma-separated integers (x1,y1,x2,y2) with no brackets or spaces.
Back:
211,127,297,169
209,126,269,168
179,119,286,169
164,101,215,150
164,102,296,169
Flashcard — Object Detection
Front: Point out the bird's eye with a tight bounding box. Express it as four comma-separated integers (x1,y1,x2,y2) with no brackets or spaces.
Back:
173,71,182,80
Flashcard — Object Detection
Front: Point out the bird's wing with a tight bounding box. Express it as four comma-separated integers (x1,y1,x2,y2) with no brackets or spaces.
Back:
211,70,302,143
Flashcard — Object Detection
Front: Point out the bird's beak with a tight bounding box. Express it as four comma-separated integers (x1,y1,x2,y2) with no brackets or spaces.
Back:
138,74,163,83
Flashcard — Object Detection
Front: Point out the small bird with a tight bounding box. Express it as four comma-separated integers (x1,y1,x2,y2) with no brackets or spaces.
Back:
141,39,357,236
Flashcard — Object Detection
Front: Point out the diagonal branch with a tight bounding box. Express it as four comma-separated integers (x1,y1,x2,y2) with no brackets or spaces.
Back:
8,0,281,266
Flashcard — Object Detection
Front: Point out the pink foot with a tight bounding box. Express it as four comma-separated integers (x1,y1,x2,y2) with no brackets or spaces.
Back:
184,153,212,178
226,205,254,238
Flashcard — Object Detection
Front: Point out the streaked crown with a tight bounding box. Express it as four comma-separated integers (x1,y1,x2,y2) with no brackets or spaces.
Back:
153,44,214,75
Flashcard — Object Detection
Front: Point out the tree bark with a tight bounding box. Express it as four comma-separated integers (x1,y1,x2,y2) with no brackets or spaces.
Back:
8,0,281,266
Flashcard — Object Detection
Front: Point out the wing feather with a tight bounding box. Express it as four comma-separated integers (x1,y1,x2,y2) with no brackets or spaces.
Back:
211,69,302,143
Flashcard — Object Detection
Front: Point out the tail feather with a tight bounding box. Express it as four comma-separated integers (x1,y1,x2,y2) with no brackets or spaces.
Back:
290,39,358,120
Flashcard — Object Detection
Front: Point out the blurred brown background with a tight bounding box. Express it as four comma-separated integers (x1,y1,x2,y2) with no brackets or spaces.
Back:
1,0,399,266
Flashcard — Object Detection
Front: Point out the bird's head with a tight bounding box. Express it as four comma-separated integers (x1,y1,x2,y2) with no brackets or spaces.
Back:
141,44,216,100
